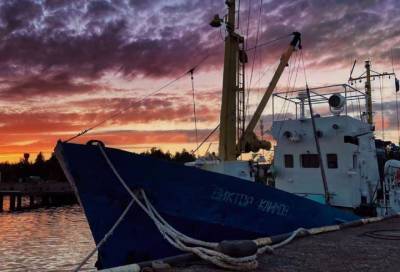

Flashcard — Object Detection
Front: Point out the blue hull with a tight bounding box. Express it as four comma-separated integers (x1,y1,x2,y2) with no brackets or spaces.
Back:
55,142,359,269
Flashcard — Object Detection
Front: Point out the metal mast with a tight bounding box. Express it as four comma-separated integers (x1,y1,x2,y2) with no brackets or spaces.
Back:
365,61,373,124
212,1,300,160
217,0,244,161
349,60,397,125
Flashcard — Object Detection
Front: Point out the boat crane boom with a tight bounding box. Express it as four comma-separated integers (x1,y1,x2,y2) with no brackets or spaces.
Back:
238,32,302,154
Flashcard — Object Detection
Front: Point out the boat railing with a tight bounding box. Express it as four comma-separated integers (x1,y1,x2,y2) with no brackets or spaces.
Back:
272,83,367,121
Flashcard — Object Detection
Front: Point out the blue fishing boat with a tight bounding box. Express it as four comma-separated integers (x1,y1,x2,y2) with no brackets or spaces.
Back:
55,0,400,270
55,141,358,269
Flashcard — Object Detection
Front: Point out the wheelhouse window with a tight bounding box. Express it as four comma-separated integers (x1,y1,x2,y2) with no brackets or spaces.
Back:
300,154,319,168
327,154,338,169
284,154,294,168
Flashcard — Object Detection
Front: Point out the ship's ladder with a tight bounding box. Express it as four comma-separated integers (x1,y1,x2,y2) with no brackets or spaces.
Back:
237,39,246,143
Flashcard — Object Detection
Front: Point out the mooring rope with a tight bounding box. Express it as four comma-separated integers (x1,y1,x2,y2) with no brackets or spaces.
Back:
96,143,260,270
87,144,312,270
64,55,210,143
80,143,317,271
73,143,400,271
73,199,135,272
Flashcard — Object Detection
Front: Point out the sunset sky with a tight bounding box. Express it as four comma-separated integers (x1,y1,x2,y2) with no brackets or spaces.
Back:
0,0,399,162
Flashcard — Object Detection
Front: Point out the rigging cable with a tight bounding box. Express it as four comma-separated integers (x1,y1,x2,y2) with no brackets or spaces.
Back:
252,59,277,88
64,55,210,143
276,52,300,138
189,69,199,151
300,50,308,84
243,34,293,125
277,51,299,120
275,56,293,123
245,34,292,52
349,87,355,119
237,0,240,29
249,0,263,84
301,50,331,205
379,76,385,140
244,0,252,48
391,48,400,144
396,90,399,144
191,124,220,154
354,81,362,120
283,52,300,120
357,97,362,120
245,0,263,119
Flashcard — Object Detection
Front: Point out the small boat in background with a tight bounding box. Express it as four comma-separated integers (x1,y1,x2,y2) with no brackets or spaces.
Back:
55,0,400,269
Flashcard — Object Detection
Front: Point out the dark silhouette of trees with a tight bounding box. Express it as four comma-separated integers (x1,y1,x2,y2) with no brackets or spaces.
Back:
173,149,196,163
0,148,196,183
0,152,67,183
139,148,195,163
140,147,172,161
35,152,45,165
34,152,46,179
23,153,30,164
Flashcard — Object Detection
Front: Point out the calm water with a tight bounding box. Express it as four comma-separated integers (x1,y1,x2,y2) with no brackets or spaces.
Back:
0,200,97,272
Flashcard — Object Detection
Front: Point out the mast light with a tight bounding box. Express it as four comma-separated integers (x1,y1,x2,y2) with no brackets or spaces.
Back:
210,14,223,28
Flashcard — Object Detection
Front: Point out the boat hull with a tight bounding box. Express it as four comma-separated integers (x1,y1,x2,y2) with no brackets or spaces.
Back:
55,142,359,269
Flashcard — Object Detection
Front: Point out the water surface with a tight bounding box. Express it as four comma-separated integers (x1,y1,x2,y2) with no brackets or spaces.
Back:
0,203,97,272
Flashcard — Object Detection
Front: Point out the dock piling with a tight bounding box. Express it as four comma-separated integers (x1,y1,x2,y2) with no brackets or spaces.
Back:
0,194,3,212
10,194,15,211
29,195,34,208
0,181,75,212
16,194,22,210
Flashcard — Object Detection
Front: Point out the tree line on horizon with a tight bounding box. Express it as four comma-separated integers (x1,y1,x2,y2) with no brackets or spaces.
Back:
0,148,196,183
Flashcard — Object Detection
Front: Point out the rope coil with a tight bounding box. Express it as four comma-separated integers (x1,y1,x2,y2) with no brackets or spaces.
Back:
96,143,262,270
72,143,304,271
72,143,400,271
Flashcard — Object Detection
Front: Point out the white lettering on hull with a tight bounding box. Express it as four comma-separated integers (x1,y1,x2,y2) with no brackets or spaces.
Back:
211,187,289,216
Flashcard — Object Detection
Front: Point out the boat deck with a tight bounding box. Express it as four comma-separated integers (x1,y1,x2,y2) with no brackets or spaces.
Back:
174,217,400,272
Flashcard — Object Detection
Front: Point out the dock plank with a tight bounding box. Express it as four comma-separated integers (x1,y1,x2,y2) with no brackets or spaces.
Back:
172,217,400,272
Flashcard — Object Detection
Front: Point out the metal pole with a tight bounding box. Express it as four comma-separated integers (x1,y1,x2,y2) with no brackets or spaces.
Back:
344,85,348,116
218,0,237,161
365,61,373,124
272,95,274,121
306,86,330,205
396,91,400,145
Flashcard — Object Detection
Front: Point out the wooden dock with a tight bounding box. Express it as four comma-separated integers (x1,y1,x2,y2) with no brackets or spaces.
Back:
0,181,75,212
173,217,400,272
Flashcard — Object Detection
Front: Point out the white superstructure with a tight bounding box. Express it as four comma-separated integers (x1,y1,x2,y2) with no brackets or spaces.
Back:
380,160,400,215
272,115,379,208
268,84,400,215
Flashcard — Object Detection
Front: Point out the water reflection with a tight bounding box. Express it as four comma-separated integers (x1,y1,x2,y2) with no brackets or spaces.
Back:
0,205,96,271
